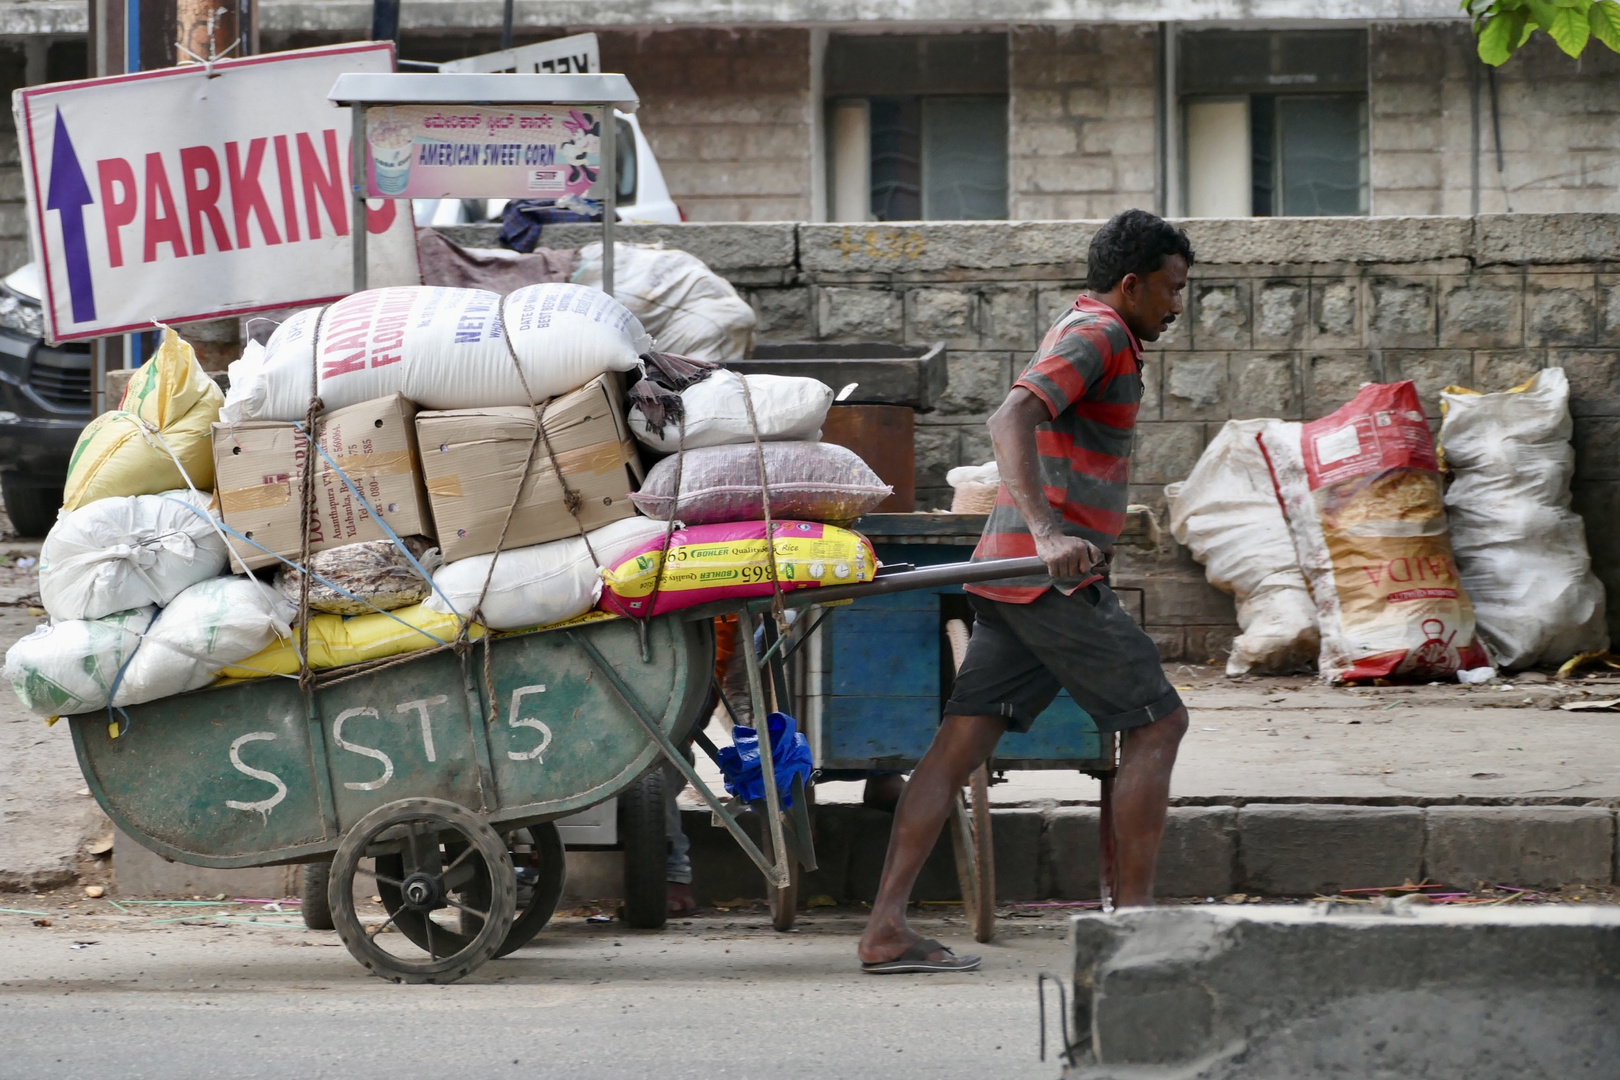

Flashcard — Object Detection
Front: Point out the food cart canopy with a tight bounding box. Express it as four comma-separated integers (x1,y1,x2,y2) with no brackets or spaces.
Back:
328,72,639,111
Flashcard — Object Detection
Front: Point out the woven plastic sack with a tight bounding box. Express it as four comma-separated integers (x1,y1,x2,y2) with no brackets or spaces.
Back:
62,328,222,510
39,489,227,622
627,371,832,453
574,242,756,366
1167,419,1318,676
1439,368,1608,668
1259,381,1489,683
423,517,670,631
631,441,890,525
4,607,154,717
274,538,441,616
115,578,295,705
600,521,876,618
717,712,814,809
224,283,650,421
219,602,483,680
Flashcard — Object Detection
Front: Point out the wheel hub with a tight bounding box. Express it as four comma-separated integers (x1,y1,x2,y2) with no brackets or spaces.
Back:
399,871,441,912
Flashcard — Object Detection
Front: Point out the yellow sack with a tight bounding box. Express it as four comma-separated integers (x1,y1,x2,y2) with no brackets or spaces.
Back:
62,328,224,511
217,602,484,680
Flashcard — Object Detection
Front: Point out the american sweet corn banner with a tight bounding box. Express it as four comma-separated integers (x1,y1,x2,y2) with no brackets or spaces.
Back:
13,42,419,343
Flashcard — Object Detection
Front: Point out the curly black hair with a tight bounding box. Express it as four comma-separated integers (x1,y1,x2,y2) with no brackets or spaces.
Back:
1085,209,1195,293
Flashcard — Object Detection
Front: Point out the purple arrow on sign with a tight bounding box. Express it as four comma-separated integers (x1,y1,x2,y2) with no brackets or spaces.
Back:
45,109,95,324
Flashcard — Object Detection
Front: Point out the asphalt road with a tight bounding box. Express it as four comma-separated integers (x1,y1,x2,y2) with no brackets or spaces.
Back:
0,903,1072,1080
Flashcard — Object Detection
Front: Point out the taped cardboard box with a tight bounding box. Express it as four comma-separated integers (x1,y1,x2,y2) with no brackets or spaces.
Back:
212,393,433,572
417,375,643,563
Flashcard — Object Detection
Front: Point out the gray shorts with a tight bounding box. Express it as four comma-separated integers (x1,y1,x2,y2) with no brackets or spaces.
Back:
946,584,1184,734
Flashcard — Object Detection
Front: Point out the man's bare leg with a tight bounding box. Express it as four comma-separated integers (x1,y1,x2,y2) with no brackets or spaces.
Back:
858,714,1005,964
1109,706,1188,908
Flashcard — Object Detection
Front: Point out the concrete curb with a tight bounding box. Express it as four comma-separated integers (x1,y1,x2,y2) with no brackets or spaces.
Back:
98,802,1620,902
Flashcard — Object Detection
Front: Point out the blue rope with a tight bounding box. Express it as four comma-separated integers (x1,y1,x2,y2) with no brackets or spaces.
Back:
103,608,160,738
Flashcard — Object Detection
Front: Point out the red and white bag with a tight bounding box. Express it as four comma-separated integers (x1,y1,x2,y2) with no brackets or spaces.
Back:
1258,382,1489,683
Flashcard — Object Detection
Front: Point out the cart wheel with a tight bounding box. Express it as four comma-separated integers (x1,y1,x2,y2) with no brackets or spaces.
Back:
761,816,800,932
300,861,335,931
619,769,668,930
453,824,567,957
329,798,515,984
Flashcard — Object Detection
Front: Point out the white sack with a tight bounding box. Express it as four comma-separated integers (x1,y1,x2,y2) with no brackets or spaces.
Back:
115,578,295,705
1167,419,1318,676
223,283,650,421
424,516,670,631
574,242,756,366
627,371,832,453
39,489,227,622
947,462,1001,488
1439,367,1607,668
4,607,155,717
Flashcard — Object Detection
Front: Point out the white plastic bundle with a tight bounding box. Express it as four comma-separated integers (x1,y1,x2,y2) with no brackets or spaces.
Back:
39,489,227,622
627,371,832,453
424,516,670,631
1439,368,1607,668
574,242,756,366
1167,419,1318,676
115,578,295,704
223,283,650,421
4,607,154,717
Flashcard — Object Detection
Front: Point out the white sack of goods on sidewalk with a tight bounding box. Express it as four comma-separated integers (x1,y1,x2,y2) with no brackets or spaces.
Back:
631,441,891,525
423,516,670,631
62,327,223,510
947,462,1001,514
273,539,441,617
222,283,650,421
4,607,154,717
1438,368,1608,668
38,490,228,622
627,370,832,453
1259,381,1489,683
1167,419,1318,676
114,578,296,705
573,242,756,366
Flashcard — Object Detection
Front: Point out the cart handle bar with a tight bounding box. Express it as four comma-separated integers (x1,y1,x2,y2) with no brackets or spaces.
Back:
745,555,1052,613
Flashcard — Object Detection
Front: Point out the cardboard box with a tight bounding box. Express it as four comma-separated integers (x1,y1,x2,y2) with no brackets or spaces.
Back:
416,375,643,563
212,394,432,572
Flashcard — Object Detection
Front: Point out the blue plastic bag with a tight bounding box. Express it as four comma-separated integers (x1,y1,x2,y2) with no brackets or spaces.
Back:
717,712,815,808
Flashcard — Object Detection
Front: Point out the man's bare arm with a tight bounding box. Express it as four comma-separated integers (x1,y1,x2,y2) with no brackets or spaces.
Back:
985,387,1102,579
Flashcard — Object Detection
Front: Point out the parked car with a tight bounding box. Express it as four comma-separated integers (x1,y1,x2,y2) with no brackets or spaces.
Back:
0,262,90,537
412,112,683,228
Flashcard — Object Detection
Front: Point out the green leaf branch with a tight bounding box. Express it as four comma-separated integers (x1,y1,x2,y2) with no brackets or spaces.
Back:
1466,0,1620,64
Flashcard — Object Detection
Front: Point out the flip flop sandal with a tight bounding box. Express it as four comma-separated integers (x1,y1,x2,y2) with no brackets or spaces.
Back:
861,938,981,975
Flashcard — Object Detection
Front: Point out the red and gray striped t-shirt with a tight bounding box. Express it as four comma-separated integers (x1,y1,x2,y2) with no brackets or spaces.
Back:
965,295,1144,604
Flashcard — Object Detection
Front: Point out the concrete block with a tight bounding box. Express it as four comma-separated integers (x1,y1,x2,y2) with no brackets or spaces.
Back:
1237,805,1424,896
112,827,300,899
1311,279,1362,346
1472,350,1546,393
1047,806,1102,899
817,286,902,341
1254,282,1307,347
906,287,980,348
958,424,995,467
1370,149,1443,191
1474,213,1620,265
1424,806,1615,889
1162,353,1228,421
1023,157,1115,195
1156,807,1238,899
1071,906,1620,1077
1599,281,1620,345
1129,422,1207,484
1368,278,1437,348
1138,352,1163,420
991,808,1044,903
1527,277,1598,346
1123,574,1236,627
913,425,960,490
1571,416,1620,481
1018,120,1080,157
936,351,1011,415
749,286,812,341
1305,352,1383,418
1387,350,1472,417
982,286,1038,351
561,850,623,903
1439,280,1524,348
1014,88,1067,122
1230,353,1303,419
1190,282,1251,349
1555,348,1620,403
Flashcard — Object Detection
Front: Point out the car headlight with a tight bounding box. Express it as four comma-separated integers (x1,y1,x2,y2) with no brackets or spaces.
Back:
0,292,43,339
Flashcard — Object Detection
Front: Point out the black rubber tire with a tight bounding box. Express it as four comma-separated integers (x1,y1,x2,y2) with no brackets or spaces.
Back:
1,475,59,539
329,798,515,984
619,769,668,930
453,824,568,957
300,861,335,931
